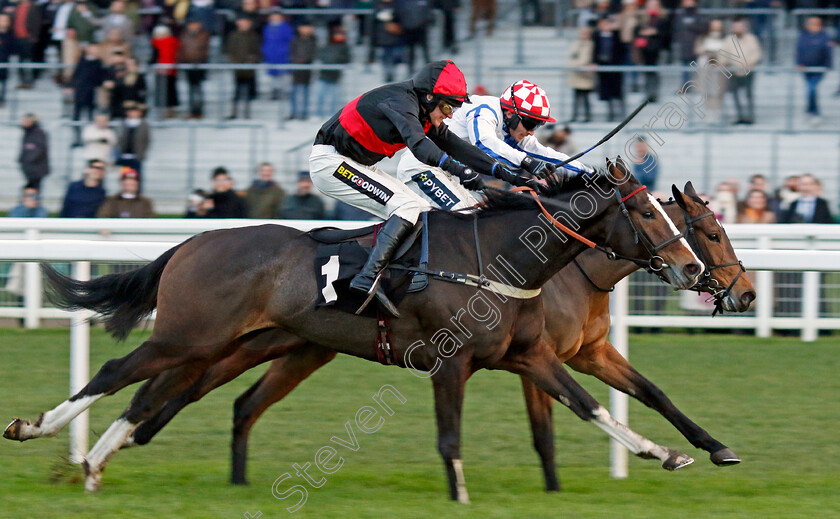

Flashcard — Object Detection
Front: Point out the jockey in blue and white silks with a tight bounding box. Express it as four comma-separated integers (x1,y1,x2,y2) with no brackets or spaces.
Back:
397,80,593,210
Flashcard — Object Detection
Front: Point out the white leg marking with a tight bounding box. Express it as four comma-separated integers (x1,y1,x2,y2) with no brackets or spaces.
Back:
590,406,670,462
12,394,103,440
452,459,470,504
647,194,704,272
84,418,138,491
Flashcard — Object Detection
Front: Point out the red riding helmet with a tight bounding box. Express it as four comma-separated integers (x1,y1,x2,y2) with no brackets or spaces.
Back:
500,80,556,124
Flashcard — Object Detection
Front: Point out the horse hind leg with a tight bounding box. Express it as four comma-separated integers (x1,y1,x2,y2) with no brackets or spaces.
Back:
4,338,184,442
520,376,560,492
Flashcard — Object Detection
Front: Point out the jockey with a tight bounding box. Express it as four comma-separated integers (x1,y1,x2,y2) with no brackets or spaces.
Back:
310,60,545,317
397,79,593,210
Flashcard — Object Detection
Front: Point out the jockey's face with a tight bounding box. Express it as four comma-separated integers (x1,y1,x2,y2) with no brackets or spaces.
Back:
427,96,453,128
507,117,534,142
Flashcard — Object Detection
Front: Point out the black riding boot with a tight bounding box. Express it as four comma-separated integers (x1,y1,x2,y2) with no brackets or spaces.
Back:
349,215,414,317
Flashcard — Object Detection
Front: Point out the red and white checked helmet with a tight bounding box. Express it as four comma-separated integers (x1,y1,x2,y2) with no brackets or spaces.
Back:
499,80,556,123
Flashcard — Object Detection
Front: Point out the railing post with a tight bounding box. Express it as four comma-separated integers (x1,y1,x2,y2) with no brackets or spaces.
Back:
69,260,91,463
755,235,772,338
23,229,41,329
609,277,629,479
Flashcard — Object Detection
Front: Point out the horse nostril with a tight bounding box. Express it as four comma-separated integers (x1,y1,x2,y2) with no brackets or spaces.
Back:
682,263,701,278
741,291,756,305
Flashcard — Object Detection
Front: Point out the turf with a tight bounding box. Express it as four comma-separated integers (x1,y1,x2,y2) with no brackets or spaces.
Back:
0,328,837,519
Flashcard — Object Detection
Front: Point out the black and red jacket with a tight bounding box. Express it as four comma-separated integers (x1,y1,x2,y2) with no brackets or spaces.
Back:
314,61,495,174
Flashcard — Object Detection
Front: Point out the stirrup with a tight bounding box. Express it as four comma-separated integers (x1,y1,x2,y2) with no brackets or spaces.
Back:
355,272,400,318
355,271,384,315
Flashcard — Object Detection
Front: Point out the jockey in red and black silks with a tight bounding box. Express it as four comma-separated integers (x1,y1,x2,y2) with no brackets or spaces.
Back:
310,60,537,317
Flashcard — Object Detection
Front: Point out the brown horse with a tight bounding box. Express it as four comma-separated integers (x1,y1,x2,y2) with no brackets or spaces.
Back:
125,183,753,497
5,161,703,497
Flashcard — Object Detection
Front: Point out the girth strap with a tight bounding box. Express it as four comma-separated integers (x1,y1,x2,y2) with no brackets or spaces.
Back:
390,265,541,299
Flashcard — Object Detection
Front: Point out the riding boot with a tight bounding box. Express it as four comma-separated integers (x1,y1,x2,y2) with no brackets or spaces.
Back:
349,215,414,317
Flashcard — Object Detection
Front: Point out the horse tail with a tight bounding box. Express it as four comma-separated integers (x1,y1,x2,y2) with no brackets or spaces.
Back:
42,240,189,342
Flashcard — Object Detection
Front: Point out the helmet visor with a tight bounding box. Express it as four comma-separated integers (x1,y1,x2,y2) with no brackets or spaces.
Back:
519,115,546,131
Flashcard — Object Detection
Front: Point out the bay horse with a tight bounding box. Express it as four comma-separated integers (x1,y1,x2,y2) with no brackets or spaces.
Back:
5,161,703,496
122,182,754,498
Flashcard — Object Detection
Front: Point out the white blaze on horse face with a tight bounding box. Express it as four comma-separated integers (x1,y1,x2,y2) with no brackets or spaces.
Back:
646,193,703,273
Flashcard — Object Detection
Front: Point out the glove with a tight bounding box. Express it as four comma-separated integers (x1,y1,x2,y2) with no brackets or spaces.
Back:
440,154,485,191
520,156,557,180
490,162,517,184
492,163,550,195
521,177,552,196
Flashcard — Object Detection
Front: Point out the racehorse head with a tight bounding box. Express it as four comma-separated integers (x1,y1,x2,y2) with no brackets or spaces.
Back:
672,182,756,313
590,157,704,290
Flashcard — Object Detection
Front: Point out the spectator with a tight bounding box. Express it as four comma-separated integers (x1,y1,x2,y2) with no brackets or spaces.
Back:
775,174,800,216
67,1,97,45
100,27,131,65
96,167,155,218
737,189,776,223
710,180,738,223
617,0,638,93
101,0,133,43
694,19,725,124
780,174,834,223
629,137,658,189
68,43,105,147
18,113,49,190
205,167,248,218
593,16,625,121
177,20,210,119
184,189,209,218
225,15,261,120
59,26,81,88
633,0,668,103
0,13,11,106
277,171,326,220
520,0,541,26
542,124,578,156
469,0,495,38
110,57,147,118
796,16,832,126
722,18,761,125
317,26,351,118
289,21,317,120
116,101,151,177
50,0,75,56
60,159,106,218
333,200,377,221
373,0,405,83
436,0,459,54
246,162,285,219
235,0,265,34
262,11,294,101
568,25,594,123
12,0,41,88
397,0,432,74
151,25,179,119
671,0,705,84
82,112,117,166
745,173,778,213
9,187,48,218
185,0,216,34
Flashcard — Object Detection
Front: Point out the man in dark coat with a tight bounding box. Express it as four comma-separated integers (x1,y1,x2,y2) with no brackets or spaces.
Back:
11,0,42,87
276,171,326,220
18,113,49,189
225,15,261,119
69,43,105,146
60,159,106,217
435,0,459,53
177,20,211,119
289,21,317,120
593,17,626,121
205,167,248,218
671,0,706,82
780,174,834,223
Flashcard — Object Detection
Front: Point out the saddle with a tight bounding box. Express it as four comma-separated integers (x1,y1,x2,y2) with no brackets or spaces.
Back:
309,213,430,318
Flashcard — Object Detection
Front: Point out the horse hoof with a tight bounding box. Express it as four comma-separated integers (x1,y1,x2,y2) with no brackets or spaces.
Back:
83,460,102,492
4,418,30,441
710,448,741,466
662,451,694,471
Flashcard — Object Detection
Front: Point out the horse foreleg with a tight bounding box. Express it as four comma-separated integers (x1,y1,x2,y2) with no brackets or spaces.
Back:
505,345,694,471
230,344,336,485
520,376,560,492
566,339,739,466
431,360,472,504
4,338,184,442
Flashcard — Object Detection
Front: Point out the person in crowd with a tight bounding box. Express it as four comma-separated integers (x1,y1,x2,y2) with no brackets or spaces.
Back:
50,0,75,58
59,26,81,89
100,27,132,66
629,136,658,189
116,101,151,177
694,18,725,124
110,57,147,118
737,189,777,223
245,162,285,219
67,1,97,45
203,167,248,218
775,174,800,217
710,180,738,223
745,173,779,212
796,16,832,126
542,124,578,156
82,112,117,166
235,0,265,34
101,0,133,42
68,43,105,146
373,0,405,83
780,173,834,223
18,113,49,190
397,0,432,74
226,15,261,119
594,16,626,121
671,0,705,84
616,0,638,93
436,0,459,54
289,21,317,120
722,18,762,125
262,11,294,101
0,13,12,106
177,20,210,119
11,0,41,88
184,189,209,218
277,171,326,220
520,0,541,26
333,200,377,221
9,187,48,217
151,25,179,119
316,26,351,118
96,167,155,218
469,0,496,38
60,158,106,218
568,25,594,123
185,0,216,34
633,0,668,103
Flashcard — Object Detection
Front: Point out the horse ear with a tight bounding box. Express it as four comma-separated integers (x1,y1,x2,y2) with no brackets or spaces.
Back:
609,156,630,181
683,181,699,198
672,184,688,210
615,156,629,172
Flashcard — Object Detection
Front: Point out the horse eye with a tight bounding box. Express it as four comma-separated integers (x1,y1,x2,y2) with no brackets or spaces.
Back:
642,211,655,219
708,233,720,242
